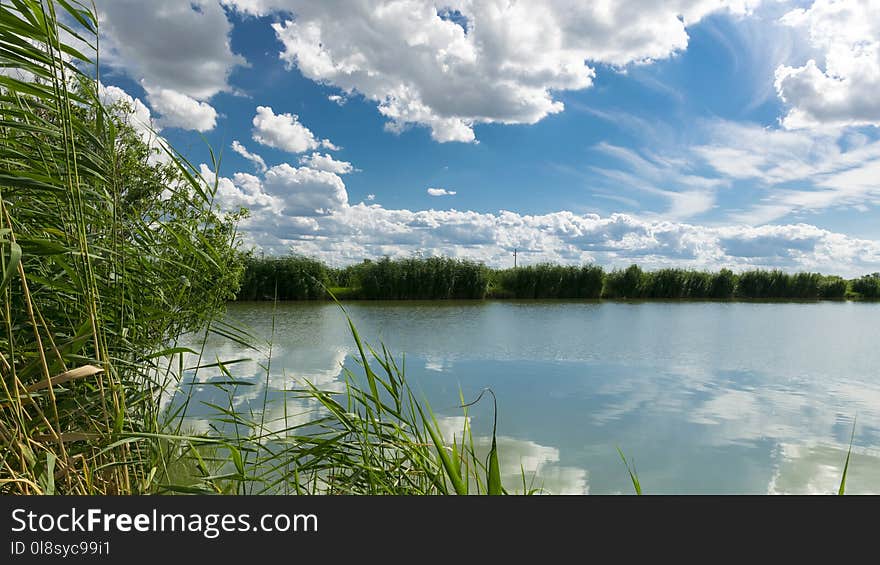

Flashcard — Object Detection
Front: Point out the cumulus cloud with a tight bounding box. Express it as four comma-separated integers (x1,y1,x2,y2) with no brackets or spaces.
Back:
215,116,880,273
200,165,278,211
99,1,246,100
775,0,880,129
262,163,348,216
231,140,267,173
144,85,218,131
252,106,337,153
427,188,456,197
298,152,354,174
221,0,762,143
207,151,880,276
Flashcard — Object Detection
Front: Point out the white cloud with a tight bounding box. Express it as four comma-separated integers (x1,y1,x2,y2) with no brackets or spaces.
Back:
231,140,267,173
366,194,376,201
775,0,880,129
144,85,218,132
427,187,456,197
208,151,880,276
252,105,336,154
769,443,880,495
99,0,246,100
298,152,354,174
591,142,723,220
219,0,765,143
200,164,278,211
694,120,880,223
262,163,348,216
328,94,346,106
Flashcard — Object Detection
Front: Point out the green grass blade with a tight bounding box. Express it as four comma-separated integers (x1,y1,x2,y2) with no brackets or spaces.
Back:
838,418,857,496
486,390,502,495
617,446,642,495
1,240,21,293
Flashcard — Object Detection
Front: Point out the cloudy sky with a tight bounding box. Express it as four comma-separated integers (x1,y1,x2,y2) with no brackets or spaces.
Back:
96,0,880,275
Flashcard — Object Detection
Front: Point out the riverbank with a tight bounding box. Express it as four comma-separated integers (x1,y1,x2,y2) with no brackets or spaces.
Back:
235,255,880,302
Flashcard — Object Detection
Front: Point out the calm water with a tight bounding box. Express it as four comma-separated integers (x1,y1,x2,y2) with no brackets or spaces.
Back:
177,300,880,494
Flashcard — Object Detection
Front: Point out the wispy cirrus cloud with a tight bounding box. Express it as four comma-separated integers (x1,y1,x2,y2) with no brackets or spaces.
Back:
590,142,724,221
694,121,880,224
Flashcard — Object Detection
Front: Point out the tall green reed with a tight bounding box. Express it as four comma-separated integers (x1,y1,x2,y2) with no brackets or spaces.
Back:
0,0,242,494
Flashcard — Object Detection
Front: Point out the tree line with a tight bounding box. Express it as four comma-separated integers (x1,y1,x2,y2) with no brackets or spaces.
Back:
234,255,878,301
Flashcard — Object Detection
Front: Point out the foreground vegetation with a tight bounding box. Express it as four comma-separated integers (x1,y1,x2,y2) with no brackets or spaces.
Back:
236,255,876,301
1,1,503,495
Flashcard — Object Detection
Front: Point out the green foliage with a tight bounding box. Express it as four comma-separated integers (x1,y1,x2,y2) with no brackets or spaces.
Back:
0,0,514,498
818,276,847,299
236,255,871,302
237,256,492,300
164,307,513,495
236,255,328,300
356,256,490,299
617,447,642,495
599,265,851,300
850,273,880,299
0,0,242,494
839,419,856,496
492,263,604,299
602,264,644,299
734,270,845,299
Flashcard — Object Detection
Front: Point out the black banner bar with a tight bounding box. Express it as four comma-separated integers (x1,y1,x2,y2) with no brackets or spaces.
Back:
1,496,875,561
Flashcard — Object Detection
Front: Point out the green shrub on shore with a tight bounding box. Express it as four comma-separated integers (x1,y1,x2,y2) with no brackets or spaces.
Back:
493,264,604,299
237,255,329,300
334,256,491,300
851,273,880,299
236,255,864,302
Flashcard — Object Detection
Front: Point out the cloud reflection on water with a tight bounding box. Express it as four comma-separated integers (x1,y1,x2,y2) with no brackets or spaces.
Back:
166,301,880,493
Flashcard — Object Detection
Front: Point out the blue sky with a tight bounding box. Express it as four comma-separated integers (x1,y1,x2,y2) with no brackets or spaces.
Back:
95,1,880,275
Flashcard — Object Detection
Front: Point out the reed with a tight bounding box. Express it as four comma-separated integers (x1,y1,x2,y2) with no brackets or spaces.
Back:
237,256,858,301
336,256,491,300
0,0,242,494
493,263,604,299
850,273,880,299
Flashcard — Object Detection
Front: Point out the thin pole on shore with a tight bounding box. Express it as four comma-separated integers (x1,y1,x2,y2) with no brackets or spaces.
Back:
514,248,517,268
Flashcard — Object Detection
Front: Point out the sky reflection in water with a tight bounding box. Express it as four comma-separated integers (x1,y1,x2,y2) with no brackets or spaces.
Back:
170,301,880,494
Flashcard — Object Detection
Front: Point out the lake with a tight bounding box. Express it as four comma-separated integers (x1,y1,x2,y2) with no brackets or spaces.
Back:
176,300,880,494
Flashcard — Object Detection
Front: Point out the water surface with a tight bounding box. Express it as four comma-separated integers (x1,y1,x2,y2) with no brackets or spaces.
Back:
177,300,880,494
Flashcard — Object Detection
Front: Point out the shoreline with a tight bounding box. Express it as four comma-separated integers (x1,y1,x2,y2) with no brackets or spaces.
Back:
230,296,879,304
